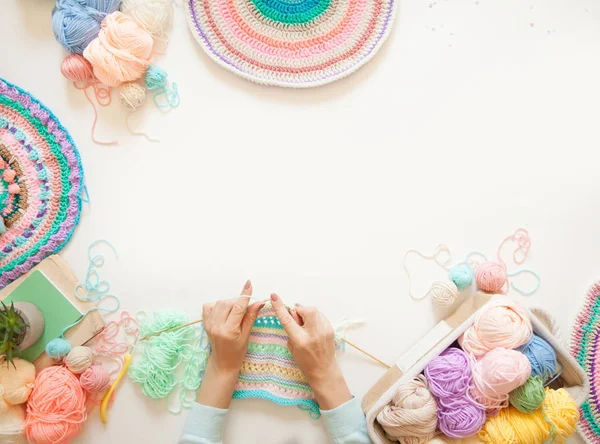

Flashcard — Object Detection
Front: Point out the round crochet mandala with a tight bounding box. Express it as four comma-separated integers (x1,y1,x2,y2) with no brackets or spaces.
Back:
0,78,84,289
572,281,600,443
185,0,397,87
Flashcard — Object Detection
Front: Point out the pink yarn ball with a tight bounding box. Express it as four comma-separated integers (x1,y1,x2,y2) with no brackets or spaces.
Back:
475,261,507,293
61,54,97,84
80,364,111,393
83,12,154,87
8,184,20,195
3,169,16,182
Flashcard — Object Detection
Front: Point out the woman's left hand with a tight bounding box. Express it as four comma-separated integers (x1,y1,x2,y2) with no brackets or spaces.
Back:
196,280,264,408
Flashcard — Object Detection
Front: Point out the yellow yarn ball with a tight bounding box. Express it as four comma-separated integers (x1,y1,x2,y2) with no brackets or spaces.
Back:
65,346,94,374
478,388,579,444
0,358,36,405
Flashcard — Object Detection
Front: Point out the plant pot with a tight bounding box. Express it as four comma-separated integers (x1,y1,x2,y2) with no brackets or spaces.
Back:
12,302,45,350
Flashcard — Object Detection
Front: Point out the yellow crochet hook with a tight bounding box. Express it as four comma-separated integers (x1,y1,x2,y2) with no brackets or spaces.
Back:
100,352,132,425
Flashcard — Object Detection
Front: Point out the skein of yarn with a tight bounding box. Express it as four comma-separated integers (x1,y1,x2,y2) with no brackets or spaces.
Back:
0,404,26,444
376,375,438,443
478,388,579,444
509,375,545,413
469,348,531,410
0,358,36,405
475,261,507,293
52,0,121,54
84,11,154,87
459,298,532,359
80,364,111,393
121,0,174,41
65,346,95,374
518,334,558,380
24,366,87,444
45,337,72,362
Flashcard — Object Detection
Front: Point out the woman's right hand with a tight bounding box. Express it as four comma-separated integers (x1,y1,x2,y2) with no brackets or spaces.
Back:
270,293,352,410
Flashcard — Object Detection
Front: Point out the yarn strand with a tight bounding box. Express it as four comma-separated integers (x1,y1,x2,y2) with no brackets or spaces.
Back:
82,87,117,145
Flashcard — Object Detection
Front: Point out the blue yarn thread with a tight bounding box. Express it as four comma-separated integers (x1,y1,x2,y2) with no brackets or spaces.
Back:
507,269,541,296
448,264,473,290
80,185,90,204
518,334,558,380
52,0,120,54
144,66,180,109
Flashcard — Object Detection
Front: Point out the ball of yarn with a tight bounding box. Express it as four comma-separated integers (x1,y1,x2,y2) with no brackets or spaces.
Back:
509,376,545,413
518,334,558,380
45,338,72,362
475,261,507,293
459,299,532,359
449,265,473,290
119,82,146,110
437,397,486,438
470,348,531,410
0,404,26,442
144,65,168,90
121,0,174,39
65,346,94,374
23,366,87,444
427,281,459,312
0,358,36,405
83,11,154,87
424,347,472,399
479,388,579,444
80,364,111,393
52,0,121,54
376,375,437,444
60,54,96,83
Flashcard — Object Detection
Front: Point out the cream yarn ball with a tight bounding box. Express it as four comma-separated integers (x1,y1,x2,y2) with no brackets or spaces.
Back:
0,404,26,444
121,0,174,40
120,82,146,110
0,358,36,405
65,346,94,374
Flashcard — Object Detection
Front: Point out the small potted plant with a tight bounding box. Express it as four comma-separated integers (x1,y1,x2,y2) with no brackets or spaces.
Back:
0,301,45,367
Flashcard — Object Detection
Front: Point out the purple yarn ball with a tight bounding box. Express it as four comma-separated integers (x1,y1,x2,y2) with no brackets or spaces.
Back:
437,396,487,438
424,347,472,398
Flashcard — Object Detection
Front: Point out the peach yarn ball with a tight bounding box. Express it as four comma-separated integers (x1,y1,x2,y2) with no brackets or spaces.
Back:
0,357,36,405
83,11,154,87
475,261,507,293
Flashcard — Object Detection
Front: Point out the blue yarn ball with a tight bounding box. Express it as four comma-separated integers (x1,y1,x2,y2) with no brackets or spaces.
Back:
449,265,473,290
46,337,72,361
518,334,558,380
145,65,168,90
52,0,120,54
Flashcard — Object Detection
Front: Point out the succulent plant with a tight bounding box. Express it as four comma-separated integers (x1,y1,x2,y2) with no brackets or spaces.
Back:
0,301,28,368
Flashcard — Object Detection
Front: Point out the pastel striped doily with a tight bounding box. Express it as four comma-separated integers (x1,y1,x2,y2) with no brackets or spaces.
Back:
186,0,397,87
0,78,84,289
572,281,600,443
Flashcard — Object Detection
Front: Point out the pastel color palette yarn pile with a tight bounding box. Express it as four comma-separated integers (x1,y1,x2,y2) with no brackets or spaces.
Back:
233,305,319,416
0,78,84,289
185,0,397,87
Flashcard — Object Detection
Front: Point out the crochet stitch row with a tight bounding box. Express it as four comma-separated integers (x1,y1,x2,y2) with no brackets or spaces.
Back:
0,78,84,289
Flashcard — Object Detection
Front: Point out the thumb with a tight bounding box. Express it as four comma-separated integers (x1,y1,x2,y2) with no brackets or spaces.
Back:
270,293,302,338
242,301,264,336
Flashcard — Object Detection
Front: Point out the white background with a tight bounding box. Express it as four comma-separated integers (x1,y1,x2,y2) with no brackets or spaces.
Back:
2,0,600,442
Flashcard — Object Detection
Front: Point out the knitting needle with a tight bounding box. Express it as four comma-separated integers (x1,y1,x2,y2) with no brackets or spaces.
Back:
140,319,204,341
340,338,391,368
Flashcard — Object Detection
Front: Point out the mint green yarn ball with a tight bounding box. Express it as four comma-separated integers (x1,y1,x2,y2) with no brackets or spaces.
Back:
509,376,546,413
449,265,473,290
46,337,72,361
145,65,168,91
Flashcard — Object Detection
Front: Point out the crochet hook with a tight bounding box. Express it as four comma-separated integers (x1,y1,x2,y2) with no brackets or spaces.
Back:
100,346,134,424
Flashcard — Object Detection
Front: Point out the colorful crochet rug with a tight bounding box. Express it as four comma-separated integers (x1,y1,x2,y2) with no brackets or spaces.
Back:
233,305,320,417
0,78,84,289
572,281,600,443
186,0,397,87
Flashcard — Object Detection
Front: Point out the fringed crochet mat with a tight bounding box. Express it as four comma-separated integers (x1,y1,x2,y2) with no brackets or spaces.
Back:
186,0,397,87
0,78,84,289
572,281,600,443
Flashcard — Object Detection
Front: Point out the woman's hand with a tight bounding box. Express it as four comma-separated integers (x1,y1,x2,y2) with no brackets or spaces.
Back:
196,281,264,408
270,293,352,410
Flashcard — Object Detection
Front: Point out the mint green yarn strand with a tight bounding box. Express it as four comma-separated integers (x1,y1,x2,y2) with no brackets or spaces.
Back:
507,268,541,296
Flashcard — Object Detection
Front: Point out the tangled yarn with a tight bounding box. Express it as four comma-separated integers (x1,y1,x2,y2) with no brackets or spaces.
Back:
121,0,174,40
376,375,437,444
518,334,558,380
144,65,180,108
80,364,111,393
475,261,507,293
470,348,531,411
52,0,121,54
45,338,72,362
509,376,545,413
128,311,208,413
65,346,95,374
424,348,486,438
449,264,473,290
0,358,36,405
84,11,154,87
23,366,87,444
479,388,579,444
459,299,532,359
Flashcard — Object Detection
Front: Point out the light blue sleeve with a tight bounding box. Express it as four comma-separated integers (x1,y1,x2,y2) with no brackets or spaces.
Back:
321,398,372,444
179,403,228,444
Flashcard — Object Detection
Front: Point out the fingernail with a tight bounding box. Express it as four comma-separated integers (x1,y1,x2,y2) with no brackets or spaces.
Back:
244,280,251,290
271,293,279,302
294,303,300,307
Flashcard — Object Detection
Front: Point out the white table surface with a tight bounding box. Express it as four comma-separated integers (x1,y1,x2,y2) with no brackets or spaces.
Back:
2,0,599,442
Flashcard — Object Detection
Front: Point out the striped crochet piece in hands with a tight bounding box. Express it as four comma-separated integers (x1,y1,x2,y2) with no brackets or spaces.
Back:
186,0,397,87
571,281,600,443
0,78,84,289
233,305,320,417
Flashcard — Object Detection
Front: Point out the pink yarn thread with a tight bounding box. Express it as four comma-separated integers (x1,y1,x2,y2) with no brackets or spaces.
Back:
23,366,87,444
94,311,139,357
